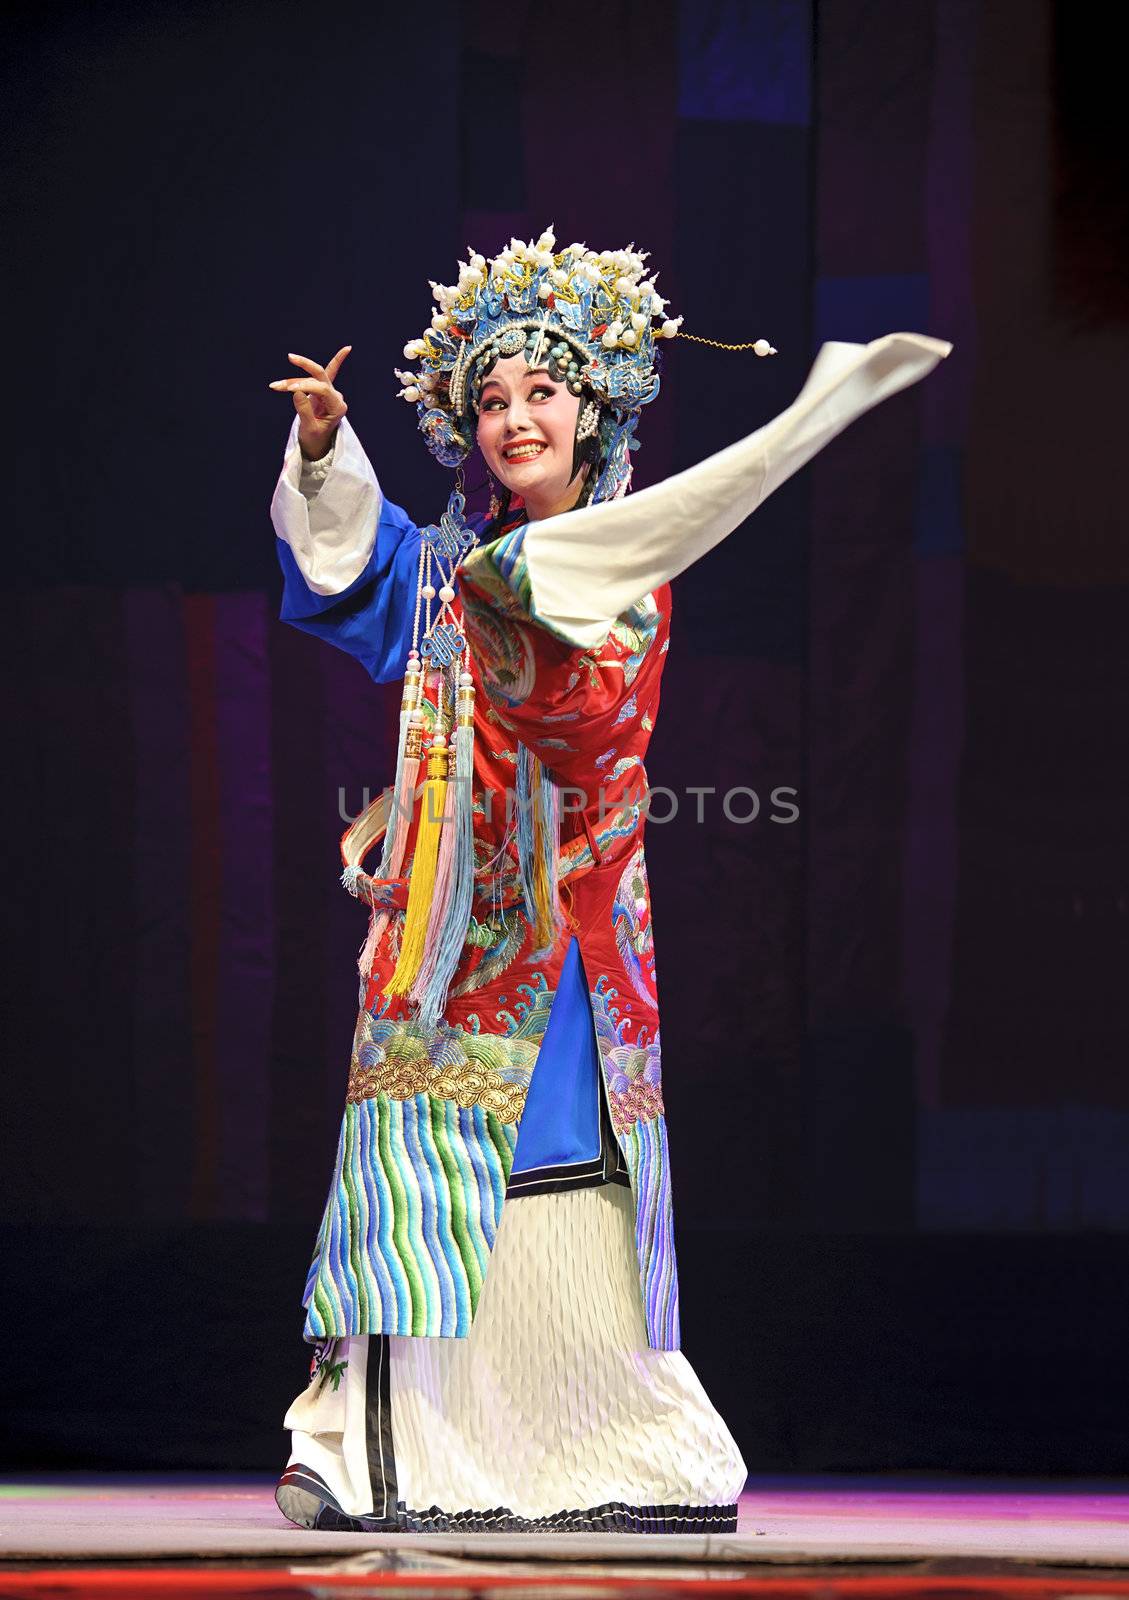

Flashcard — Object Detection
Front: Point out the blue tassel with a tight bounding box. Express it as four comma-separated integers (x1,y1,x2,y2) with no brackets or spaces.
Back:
516,742,537,921
533,755,564,959
516,744,564,961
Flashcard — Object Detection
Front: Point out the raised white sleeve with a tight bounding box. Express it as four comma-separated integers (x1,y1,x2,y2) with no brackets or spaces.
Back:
270,414,383,596
523,331,953,648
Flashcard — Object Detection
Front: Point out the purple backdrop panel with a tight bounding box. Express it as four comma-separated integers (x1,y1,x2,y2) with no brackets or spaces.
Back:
517,0,678,491
806,398,922,1025
65,589,140,1219
124,587,193,1220
918,1107,1129,1230
185,594,223,1219
318,645,404,1136
0,592,135,1222
650,646,804,1056
914,444,964,557
646,649,807,1229
815,273,930,347
805,1023,917,1231
678,0,812,125
815,0,932,274
923,0,978,447
672,116,812,663
0,596,43,1222
901,0,976,1149
213,593,275,1222
937,0,1129,1178
898,550,963,1115
32,590,138,1218
267,621,335,1222
809,4,935,1233
942,571,1129,1112
462,8,679,484
460,212,531,262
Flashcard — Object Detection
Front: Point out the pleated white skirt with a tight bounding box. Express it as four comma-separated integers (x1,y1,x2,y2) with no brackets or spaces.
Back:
279,1184,747,1533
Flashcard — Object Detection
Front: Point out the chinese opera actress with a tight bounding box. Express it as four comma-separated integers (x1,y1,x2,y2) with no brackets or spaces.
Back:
266,229,951,1533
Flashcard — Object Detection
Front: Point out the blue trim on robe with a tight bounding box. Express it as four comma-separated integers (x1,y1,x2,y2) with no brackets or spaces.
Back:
511,935,602,1173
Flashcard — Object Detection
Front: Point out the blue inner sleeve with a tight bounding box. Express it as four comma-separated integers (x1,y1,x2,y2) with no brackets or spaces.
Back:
276,505,493,685
276,496,426,686
510,935,602,1173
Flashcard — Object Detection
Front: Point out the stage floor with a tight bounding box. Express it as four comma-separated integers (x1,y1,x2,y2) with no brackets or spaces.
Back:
1,1475,1128,1585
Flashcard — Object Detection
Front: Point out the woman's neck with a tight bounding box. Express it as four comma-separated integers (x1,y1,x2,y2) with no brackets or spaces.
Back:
520,471,588,524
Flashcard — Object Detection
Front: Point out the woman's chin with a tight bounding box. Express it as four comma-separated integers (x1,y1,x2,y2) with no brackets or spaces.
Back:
498,462,557,497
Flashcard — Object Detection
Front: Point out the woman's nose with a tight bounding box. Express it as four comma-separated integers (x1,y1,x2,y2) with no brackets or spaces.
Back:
504,395,531,432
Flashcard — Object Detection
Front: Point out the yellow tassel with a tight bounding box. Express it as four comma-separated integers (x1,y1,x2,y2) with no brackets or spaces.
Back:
384,739,449,996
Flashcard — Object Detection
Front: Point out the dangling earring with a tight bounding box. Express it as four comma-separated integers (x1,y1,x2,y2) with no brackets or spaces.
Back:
487,470,502,523
576,399,600,442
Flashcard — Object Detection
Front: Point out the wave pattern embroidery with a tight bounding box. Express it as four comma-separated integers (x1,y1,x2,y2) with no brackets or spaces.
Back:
619,1114,680,1352
347,1011,531,1125
302,1092,518,1341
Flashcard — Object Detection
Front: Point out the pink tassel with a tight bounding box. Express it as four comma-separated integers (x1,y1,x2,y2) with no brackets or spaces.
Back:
356,900,383,985
387,752,421,875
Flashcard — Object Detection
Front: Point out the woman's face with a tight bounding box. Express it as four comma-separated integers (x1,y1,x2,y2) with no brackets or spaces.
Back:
475,354,586,521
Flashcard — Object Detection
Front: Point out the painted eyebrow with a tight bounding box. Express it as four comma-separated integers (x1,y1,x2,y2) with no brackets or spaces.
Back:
480,367,555,396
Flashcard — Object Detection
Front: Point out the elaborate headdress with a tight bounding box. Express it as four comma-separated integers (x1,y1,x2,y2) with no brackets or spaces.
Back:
395,226,685,503
344,228,774,1023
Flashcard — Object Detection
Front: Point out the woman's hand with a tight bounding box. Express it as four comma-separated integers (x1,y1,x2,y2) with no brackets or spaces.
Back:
269,346,352,460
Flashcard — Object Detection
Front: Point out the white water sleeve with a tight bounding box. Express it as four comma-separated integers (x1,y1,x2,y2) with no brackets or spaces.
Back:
270,414,383,596
523,331,953,649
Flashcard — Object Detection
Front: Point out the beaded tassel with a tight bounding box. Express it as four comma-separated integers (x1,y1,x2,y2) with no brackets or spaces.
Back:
411,665,477,1026
353,488,480,1004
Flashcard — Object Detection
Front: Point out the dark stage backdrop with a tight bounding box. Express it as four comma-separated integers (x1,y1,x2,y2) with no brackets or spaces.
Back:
3,0,1127,1474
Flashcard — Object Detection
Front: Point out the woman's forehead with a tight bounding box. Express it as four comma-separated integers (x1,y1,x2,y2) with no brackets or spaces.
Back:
480,353,553,390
